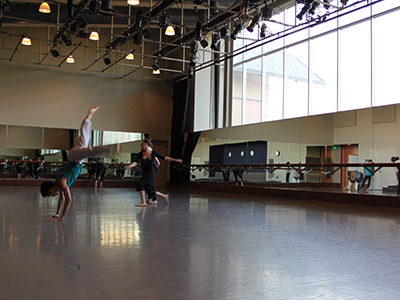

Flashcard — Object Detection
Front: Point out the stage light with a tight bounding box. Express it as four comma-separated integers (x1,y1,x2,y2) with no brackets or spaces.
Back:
21,36,31,46
247,12,261,33
66,55,75,63
220,26,230,39
195,21,202,41
230,20,244,40
159,12,167,28
260,23,268,38
38,1,50,13
1,0,12,14
152,62,160,74
340,0,348,5
61,34,72,46
261,5,273,20
165,25,175,36
296,0,313,20
210,33,220,50
51,49,59,57
142,27,152,38
189,54,197,67
89,31,99,41
104,57,111,65
200,38,208,48
127,0,139,5
125,51,134,60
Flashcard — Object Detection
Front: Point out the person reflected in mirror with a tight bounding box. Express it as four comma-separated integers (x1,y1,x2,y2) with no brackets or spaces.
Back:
40,106,119,221
94,159,107,189
391,156,400,195
286,162,291,183
125,138,182,207
361,159,373,193
16,157,24,179
233,166,244,186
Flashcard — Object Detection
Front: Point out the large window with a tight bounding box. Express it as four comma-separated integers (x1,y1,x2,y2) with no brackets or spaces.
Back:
230,0,399,126
373,8,400,107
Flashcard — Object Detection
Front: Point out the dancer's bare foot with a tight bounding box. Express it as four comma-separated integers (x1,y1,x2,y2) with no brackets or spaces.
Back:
46,214,60,218
164,194,169,205
148,200,158,205
87,106,100,121
135,203,147,207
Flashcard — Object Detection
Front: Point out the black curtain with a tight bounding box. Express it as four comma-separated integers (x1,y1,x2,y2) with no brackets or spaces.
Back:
170,79,191,184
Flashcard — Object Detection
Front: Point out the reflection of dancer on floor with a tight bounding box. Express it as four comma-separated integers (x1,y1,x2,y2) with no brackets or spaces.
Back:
125,138,182,207
40,106,119,221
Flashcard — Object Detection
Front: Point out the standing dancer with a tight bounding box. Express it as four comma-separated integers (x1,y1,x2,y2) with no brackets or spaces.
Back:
125,138,182,207
40,106,119,221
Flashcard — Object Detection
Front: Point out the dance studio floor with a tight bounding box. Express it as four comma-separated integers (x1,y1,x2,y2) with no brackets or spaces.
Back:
1,187,400,300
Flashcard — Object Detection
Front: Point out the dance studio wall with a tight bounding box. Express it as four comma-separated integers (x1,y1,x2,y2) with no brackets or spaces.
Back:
0,61,173,141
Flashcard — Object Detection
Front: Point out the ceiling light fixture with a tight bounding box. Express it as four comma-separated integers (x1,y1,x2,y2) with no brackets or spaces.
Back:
89,31,99,41
38,1,50,13
127,0,140,5
66,55,75,63
21,36,31,46
152,61,160,74
125,51,134,60
165,25,175,36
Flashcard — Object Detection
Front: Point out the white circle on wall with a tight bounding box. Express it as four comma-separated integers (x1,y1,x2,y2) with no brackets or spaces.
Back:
250,150,255,156
240,151,244,157
228,152,232,157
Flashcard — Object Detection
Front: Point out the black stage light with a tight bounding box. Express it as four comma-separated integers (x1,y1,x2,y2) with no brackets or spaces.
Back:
61,34,72,46
1,0,12,14
200,38,208,48
142,27,151,38
247,12,261,33
159,12,167,28
210,33,220,50
189,54,197,66
220,26,230,39
51,49,60,57
296,0,313,20
104,57,111,65
262,5,273,20
323,0,330,9
133,32,142,44
260,23,267,38
340,0,348,5
188,67,194,78
195,21,202,41
190,41,198,53
230,20,244,40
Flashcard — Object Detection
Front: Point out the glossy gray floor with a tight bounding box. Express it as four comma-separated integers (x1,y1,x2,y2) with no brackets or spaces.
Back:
1,187,400,300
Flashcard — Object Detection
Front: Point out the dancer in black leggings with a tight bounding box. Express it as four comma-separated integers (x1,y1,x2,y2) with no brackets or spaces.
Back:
125,138,182,207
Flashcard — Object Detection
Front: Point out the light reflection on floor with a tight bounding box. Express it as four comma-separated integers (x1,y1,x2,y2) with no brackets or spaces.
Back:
1,187,400,299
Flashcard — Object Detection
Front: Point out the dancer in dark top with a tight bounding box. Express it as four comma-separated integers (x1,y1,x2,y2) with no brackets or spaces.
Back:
125,138,182,207
40,106,119,221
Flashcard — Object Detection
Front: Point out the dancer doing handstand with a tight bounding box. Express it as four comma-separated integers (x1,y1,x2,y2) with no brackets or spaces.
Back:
125,138,182,207
40,106,119,221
